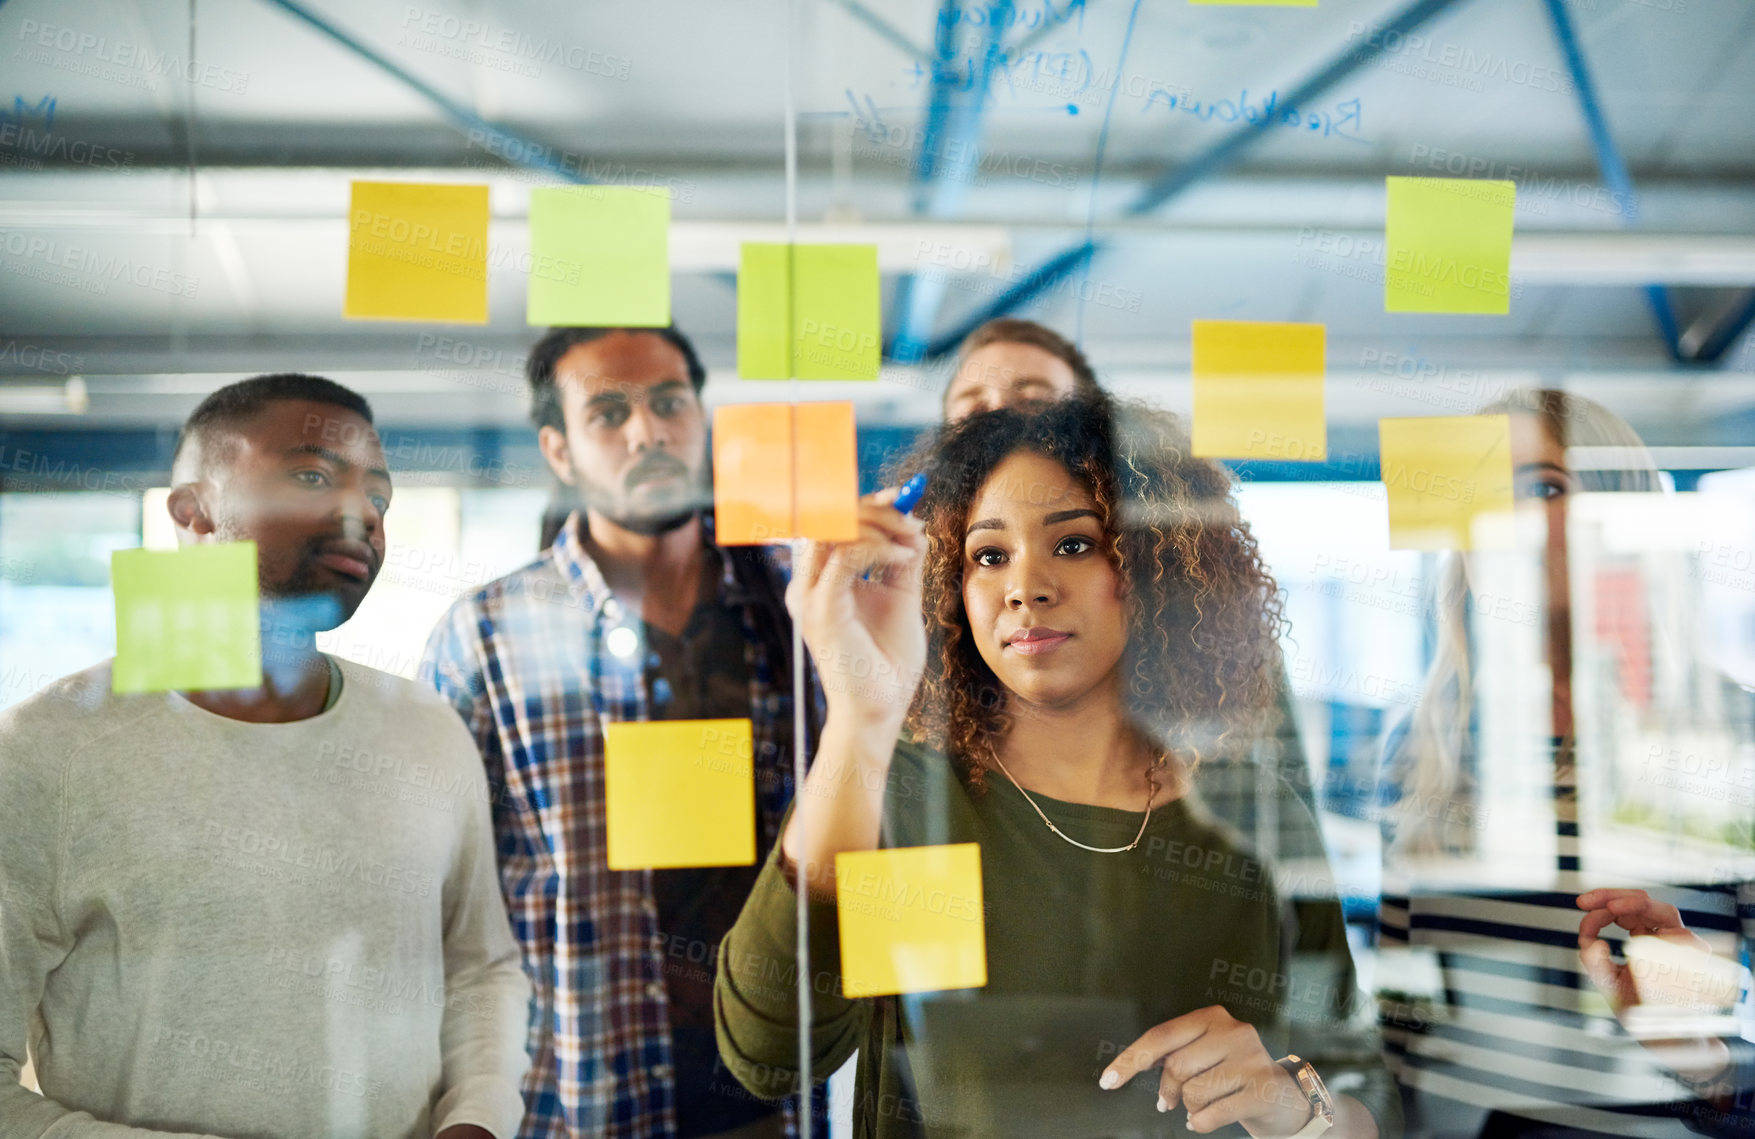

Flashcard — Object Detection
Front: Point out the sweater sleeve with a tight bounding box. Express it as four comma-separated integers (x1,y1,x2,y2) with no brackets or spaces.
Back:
0,717,219,1139
429,716,533,1139
1282,893,1404,1139
1269,770,1402,1139
714,829,871,1101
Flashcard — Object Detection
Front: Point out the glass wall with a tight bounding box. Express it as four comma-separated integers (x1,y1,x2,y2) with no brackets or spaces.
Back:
3,2,1754,1138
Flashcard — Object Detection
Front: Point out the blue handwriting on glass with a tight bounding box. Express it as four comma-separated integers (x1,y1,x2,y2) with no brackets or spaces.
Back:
2,95,56,127
904,48,1095,102
938,0,1087,34
1145,88,1366,142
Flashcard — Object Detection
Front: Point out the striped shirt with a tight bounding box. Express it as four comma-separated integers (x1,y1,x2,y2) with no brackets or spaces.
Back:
1378,728,1755,1137
421,511,823,1139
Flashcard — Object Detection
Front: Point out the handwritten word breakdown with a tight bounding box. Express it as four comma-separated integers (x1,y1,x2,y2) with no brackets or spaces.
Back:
712,402,860,546
345,181,489,323
527,186,669,326
738,244,881,380
1191,320,1326,461
112,543,261,693
836,844,987,998
1146,88,1361,141
603,719,756,870
1378,414,1515,551
1384,177,1516,314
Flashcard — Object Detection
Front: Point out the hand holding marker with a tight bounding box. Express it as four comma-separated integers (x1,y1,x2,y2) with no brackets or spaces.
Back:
861,473,926,582
892,472,928,517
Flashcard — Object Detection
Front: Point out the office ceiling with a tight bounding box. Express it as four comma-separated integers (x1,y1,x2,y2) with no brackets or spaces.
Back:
1,0,1753,437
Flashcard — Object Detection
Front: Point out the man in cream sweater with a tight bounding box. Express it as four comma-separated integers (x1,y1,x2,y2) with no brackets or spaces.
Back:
0,374,531,1139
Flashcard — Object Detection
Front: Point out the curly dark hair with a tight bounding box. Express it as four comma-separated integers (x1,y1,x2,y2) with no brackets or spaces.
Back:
888,393,1287,794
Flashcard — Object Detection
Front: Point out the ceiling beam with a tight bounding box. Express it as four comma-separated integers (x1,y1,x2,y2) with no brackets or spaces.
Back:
920,0,1481,359
255,0,592,186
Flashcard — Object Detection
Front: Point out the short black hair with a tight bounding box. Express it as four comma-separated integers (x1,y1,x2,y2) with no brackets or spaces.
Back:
525,326,707,433
174,373,374,466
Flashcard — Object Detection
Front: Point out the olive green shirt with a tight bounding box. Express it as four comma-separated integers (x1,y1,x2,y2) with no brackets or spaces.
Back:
715,740,1400,1139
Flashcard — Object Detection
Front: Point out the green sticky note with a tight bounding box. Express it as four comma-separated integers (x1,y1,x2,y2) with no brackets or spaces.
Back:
112,543,262,693
1385,177,1517,315
527,186,671,326
738,244,793,379
738,243,881,380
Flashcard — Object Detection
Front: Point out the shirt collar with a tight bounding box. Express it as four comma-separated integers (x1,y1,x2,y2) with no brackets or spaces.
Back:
549,509,748,615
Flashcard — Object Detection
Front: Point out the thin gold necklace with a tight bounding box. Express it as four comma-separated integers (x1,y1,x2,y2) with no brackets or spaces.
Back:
991,753,1155,854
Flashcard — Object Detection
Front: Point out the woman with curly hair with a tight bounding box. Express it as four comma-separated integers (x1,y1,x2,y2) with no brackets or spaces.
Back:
715,394,1399,1139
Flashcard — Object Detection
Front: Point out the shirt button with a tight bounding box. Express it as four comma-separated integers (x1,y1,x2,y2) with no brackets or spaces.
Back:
645,982,663,999
653,1064,673,1081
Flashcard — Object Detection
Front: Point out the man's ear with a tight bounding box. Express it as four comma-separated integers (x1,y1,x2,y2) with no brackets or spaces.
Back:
537,425,577,486
167,482,216,540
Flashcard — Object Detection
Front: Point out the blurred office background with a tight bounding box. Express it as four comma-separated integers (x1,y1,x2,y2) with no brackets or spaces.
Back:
3,0,1754,1129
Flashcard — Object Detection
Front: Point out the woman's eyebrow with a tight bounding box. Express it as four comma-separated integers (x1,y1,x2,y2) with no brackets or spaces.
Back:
965,517,1004,537
1043,508,1098,525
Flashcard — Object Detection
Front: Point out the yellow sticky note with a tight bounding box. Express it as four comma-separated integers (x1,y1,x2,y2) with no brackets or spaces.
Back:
527,186,670,326
1378,414,1515,550
604,719,756,870
112,543,262,694
712,402,860,545
836,844,987,998
345,181,489,323
738,244,881,380
1385,177,1516,315
1191,320,1326,461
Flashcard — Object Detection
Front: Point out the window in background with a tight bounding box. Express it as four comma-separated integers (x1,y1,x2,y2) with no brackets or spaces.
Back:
323,486,550,678
1571,488,1755,884
1235,481,1429,929
143,485,550,682
0,492,141,710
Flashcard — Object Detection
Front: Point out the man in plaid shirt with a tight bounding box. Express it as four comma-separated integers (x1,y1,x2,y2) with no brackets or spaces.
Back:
421,326,822,1139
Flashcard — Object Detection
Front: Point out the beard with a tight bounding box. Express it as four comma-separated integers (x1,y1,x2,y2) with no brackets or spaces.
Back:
213,519,368,632
575,452,705,536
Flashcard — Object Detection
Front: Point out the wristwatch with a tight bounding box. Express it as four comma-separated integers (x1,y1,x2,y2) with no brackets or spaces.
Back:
1275,1055,1336,1139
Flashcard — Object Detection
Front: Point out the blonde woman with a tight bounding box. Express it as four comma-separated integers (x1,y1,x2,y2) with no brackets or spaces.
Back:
1377,389,1749,1139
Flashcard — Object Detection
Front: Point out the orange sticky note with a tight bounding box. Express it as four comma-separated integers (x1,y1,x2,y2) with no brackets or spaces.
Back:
345,181,489,323
795,403,861,540
836,844,987,998
713,404,794,547
1191,320,1326,461
604,719,756,870
712,402,859,545
1378,414,1515,550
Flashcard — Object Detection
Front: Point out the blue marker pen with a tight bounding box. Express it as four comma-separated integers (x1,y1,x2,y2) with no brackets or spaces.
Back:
892,472,928,516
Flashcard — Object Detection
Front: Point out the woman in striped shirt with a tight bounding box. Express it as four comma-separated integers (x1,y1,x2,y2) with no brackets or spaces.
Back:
1376,388,1751,1139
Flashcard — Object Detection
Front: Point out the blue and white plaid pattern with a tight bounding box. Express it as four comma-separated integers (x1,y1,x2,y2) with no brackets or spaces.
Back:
421,512,820,1138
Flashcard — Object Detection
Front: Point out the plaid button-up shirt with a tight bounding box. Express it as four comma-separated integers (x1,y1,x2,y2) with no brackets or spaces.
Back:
421,511,823,1138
